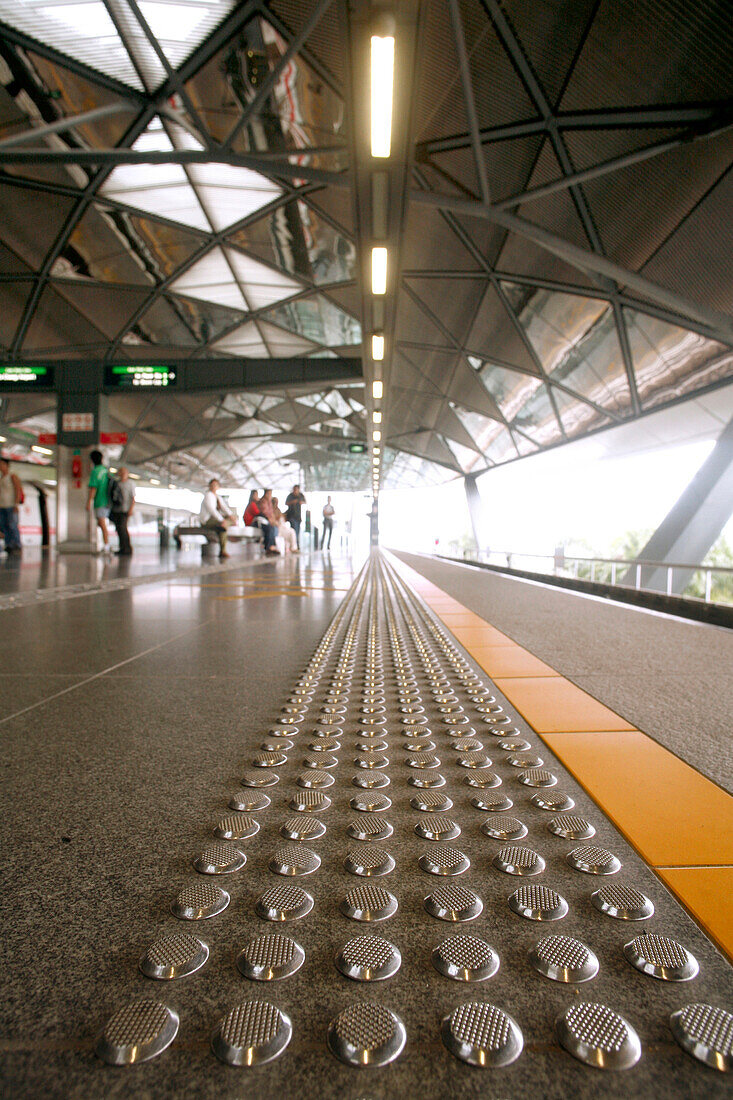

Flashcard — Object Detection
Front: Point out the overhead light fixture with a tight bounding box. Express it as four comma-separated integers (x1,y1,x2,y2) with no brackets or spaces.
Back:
129,473,140,480
373,410,382,424
31,444,54,455
150,478,160,485
373,447,380,455
0,435,6,442
168,483,175,490
372,333,385,360
373,430,381,442
372,380,383,399
371,247,387,294
371,35,395,157
109,467,117,474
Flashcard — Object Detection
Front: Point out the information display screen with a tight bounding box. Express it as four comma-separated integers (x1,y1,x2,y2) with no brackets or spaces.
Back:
348,442,367,453
0,364,55,387
105,365,178,389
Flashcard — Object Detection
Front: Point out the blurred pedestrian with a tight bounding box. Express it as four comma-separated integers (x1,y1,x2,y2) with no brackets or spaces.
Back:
86,449,112,554
199,478,232,559
110,466,135,556
0,456,23,555
285,484,306,548
322,496,335,549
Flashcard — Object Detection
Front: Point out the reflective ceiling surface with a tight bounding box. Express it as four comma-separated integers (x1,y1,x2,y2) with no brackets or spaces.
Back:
0,0,731,489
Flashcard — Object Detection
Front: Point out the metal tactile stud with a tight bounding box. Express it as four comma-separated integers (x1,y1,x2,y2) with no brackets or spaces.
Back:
493,846,545,876
228,789,271,812
256,884,313,922
463,772,502,789
261,738,294,752
567,845,621,875
480,816,527,840
451,738,484,753
432,935,499,981
402,725,432,739
355,754,389,770
415,815,461,841
518,768,557,787
508,884,568,921
303,753,338,770
528,935,599,983
457,754,494,770
237,934,305,981
193,842,246,875
240,771,279,789
403,738,437,753
470,792,514,812
280,816,326,841
309,737,341,752
531,790,575,811
212,1000,292,1066
335,936,402,981
350,793,392,812
341,884,398,922
591,884,654,921
96,1000,179,1065
356,739,388,753
624,933,699,981
352,771,391,789
498,738,532,752
669,1003,733,1072
327,1002,406,1067
555,1002,641,1070
419,845,470,876
347,816,394,841
406,752,441,769
345,845,395,877
410,791,453,811
289,791,331,813
407,771,446,788
214,813,260,841
171,881,229,921
252,751,288,768
547,815,595,840
139,933,209,980
269,844,321,877
297,769,334,789
507,753,544,768
441,1002,523,1067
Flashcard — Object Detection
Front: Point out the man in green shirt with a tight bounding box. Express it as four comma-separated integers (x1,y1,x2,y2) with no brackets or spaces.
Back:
85,449,111,554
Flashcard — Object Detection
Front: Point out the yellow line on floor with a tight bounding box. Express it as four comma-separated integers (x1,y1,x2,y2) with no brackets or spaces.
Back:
389,554,733,962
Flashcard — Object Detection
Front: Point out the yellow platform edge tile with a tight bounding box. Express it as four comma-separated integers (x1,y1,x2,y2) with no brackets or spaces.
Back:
655,867,733,964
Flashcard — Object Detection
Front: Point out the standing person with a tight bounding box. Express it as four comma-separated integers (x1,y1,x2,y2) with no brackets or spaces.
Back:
322,495,335,550
199,478,233,559
285,483,306,548
110,466,135,556
0,456,23,555
86,449,112,554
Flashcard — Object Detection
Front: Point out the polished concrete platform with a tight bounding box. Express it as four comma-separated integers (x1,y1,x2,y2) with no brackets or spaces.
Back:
2,550,731,1098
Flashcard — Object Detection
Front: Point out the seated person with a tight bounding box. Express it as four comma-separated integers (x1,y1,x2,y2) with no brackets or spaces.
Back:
272,496,298,554
244,488,279,555
199,478,233,559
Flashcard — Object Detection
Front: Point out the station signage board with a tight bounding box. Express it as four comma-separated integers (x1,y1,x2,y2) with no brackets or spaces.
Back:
105,365,177,389
0,364,55,388
348,442,367,453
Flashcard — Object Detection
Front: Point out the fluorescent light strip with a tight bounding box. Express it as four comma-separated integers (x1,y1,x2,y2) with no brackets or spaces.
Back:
373,410,382,423
372,333,385,360
373,380,383,399
371,247,388,295
371,36,395,157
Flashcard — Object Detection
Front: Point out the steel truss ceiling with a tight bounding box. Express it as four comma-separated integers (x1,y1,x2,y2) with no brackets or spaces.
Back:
0,0,731,491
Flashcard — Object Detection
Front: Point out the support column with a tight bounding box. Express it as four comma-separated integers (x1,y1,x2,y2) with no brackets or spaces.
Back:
370,499,379,546
56,392,109,553
623,412,733,594
464,474,487,557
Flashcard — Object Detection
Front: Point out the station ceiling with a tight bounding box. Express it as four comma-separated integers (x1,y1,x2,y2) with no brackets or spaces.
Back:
0,0,731,491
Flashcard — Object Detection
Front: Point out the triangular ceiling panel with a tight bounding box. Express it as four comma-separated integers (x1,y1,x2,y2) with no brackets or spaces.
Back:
467,284,541,374
396,291,453,348
169,247,302,312
264,295,361,347
211,322,269,357
52,282,152,340
402,205,484,273
228,199,356,286
22,286,108,352
258,321,319,357
434,404,483,452
399,430,461,470
448,359,504,421
407,277,486,346
0,283,34,349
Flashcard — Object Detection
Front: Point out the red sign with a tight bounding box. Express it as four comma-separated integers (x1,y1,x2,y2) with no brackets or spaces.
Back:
100,432,128,445
38,433,57,445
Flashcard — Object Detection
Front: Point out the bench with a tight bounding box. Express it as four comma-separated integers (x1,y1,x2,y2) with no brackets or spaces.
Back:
176,525,262,556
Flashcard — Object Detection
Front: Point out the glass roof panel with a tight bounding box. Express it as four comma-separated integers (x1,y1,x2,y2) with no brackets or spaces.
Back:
510,382,565,447
257,321,317,356
264,295,361,347
448,440,484,473
169,247,245,308
227,251,302,310
452,406,510,457
484,427,517,465
138,1,238,71
100,121,210,230
623,309,730,409
211,321,269,356
478,363,542,421
228,199,355,286
552,386,613,439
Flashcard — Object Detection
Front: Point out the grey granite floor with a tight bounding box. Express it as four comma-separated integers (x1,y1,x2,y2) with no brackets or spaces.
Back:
1,550,731,1100
394,551,733,793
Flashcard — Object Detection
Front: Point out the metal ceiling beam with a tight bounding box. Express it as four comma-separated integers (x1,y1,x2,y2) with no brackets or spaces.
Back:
611,299,640,415
0,147,350,186
0,103,138,149
448,0,490,204
224,0,336,150
496,117,733,210
408,188,733,344
417,103,731,157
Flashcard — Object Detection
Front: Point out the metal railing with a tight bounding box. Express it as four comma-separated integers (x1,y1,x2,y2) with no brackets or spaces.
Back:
456,550,733,606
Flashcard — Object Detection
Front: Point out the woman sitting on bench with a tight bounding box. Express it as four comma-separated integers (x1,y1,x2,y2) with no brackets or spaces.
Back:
243,489,279,555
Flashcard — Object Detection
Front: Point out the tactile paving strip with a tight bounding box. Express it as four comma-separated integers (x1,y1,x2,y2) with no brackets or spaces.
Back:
92,552,733,1094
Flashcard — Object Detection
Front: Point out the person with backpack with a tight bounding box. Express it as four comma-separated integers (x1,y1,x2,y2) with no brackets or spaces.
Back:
85,449,112,554
109,466,135,556
0,455,24,555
